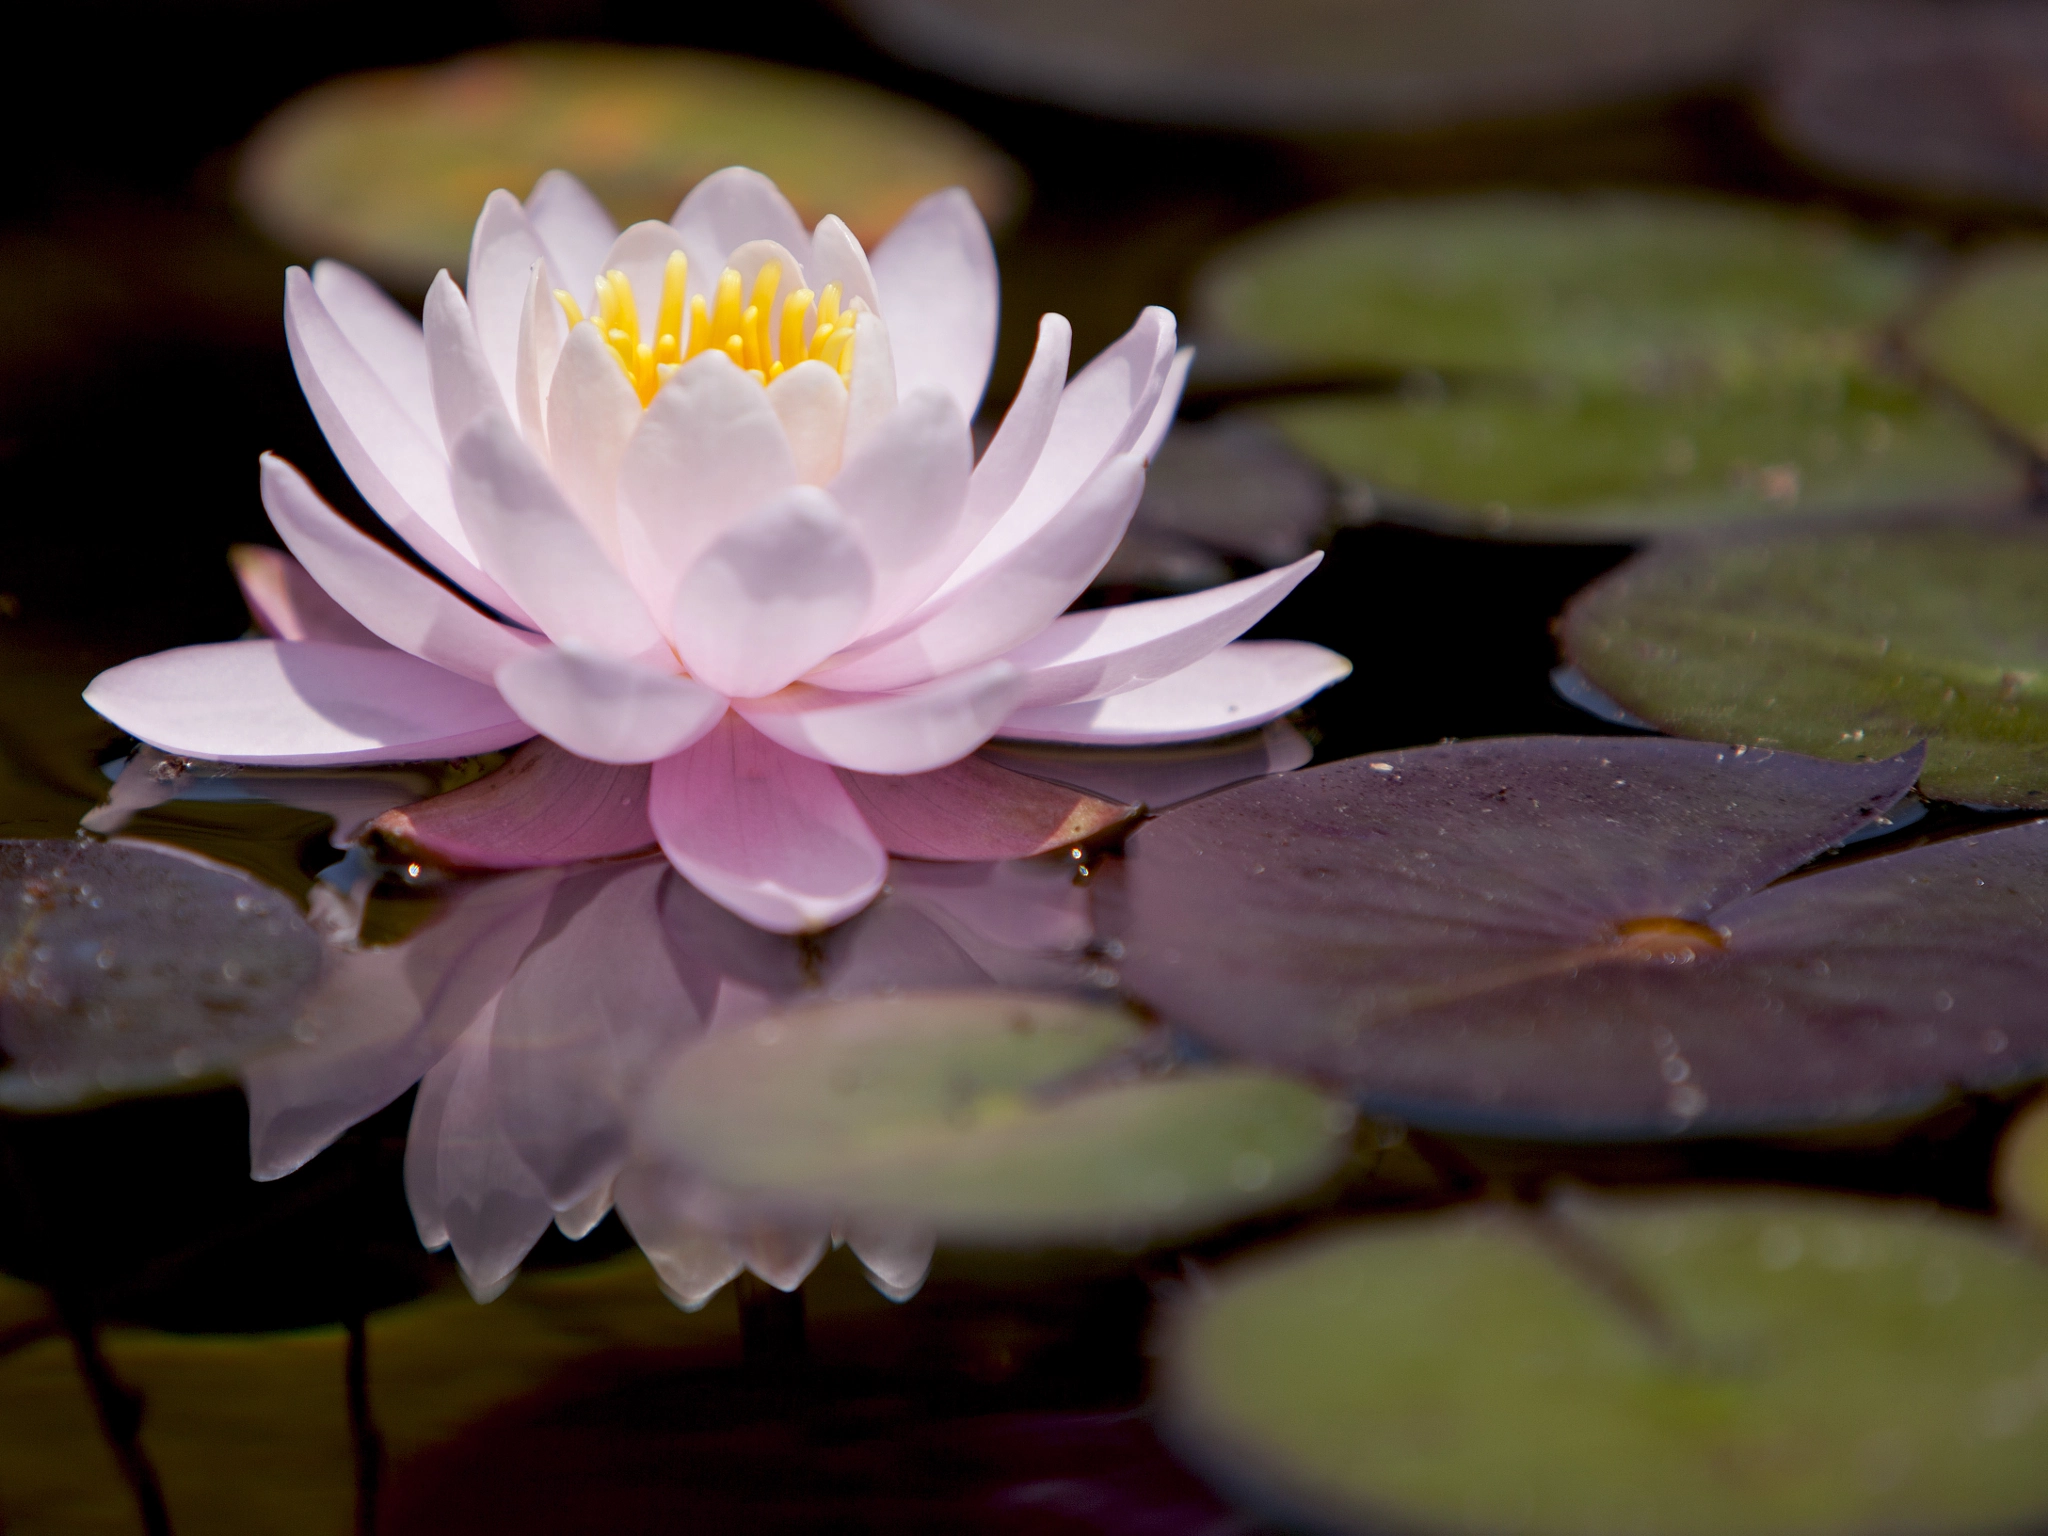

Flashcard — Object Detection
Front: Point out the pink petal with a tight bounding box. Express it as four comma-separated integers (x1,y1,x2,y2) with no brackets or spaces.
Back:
669,486,874,698
84,639,533,767
310,259,436,439
836,753,1133,860
464,188,550,416
843,1222,935,1302
545,321,642,561
805,214,882,316
1136,345,1194,463
514,262,565,458
843,309,897,457
946,306,1176,587
496,644,727,765
611,1171,744,1310
766,360,849,485
285,266,525,619
649,714,887,933
948,313,1070,565
371,737,657,869
870,188,999,422
1002,552,1323,708
830,388,972,628
885,856,1097,958
671,167,813,271
259,454,540,684
733,661,1024,774
996,639,1351,744
448,411,668,660
811,453,1146,693
596,220,691,341
229,542,380,648
617,351,799,614
524,169,617,304
424,270,513,451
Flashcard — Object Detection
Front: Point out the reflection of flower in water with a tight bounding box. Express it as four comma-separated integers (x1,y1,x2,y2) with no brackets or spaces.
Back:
84,166,1349,933
243,850,1100,1304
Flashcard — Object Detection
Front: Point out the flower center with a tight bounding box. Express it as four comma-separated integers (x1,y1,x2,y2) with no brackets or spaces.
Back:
554,253,860,407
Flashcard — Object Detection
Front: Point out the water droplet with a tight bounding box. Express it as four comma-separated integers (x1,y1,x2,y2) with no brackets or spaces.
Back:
1934,990,1954,1011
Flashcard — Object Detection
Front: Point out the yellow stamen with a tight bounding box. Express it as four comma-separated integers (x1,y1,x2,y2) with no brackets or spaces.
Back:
554,289,585,329
816,283,841,336
711,269,744,350
748,262,782,323
820,314,857,372
684,294,712,360
603,269,639,346
780,290,812,372
656,251,686,360
741,304,763,373
723,334,745,368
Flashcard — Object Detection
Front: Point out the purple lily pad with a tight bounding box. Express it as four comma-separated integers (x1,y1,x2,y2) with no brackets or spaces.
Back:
1110,736,2048,1138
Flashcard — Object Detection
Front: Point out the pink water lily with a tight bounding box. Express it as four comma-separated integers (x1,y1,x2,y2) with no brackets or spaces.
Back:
85,167,1349,932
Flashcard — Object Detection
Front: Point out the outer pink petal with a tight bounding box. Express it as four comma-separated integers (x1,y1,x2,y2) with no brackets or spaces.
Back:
465,188,552,416
514,263,565,458
1001,552,1322,708
496,644,727,765
836,754,1133,860
669,486,874,699
1136,345,1194,463
649,714,886,933
259,454,540,684
448,411,668,660
810,453,1146,693
371,738,655,869
229,543,380,648
84,639,533,767
544,321,642,561
524,169,617,304
617,351,799,615
733,662,1024,774
996,640,1351,744
870,188,999,422
310,259,437,439
830,388,972,628
670,167,813,271
947,313,1070,566
424,271,514,451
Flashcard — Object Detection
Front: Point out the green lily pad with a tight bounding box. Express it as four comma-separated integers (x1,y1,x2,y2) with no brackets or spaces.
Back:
1560,520,2048,807
1908,242,2048,454
632,991,1352,1246
1260,370,2018,539
1195,193,1922,387
1158,1191,2048,1536
1998,1094,2048,1246
237,42,1022,288
0,839,323,1110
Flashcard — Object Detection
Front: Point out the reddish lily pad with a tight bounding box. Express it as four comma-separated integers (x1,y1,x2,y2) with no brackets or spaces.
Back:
1111,736,2048,1139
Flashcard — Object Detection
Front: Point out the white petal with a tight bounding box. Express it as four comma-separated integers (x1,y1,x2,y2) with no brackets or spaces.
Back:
496,644,727,765
311,259,436,438
84,639,533,767
514,262,565,457
830,388,972,628
524,169,617,304
649,714,887,933
1136,345,1194,463
464,189,549,416
260,454,540,684
812,453,1146,693
945,313,1070,566
805,214,881,316
869,188,998,422
545,321,642,561
596,220,691,342
997,640,1352,744
766,360,849,485
843,309,897,458
1001,553,1322,708
448,410,668,660
671,167,813,269
423,270,509,453
229,543,380,648
617,351,799,615
844,1221,936,1302
735,662,1023,774
669,486,874,698
739,1227,831,1292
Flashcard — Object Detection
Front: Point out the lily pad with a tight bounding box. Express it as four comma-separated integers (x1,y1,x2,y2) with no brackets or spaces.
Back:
1158,1191,2048,1536
1997,1093,2048,1245
1260,370,2017,539
1195,193,1921,387
1765,0,2048,212
1112,735,2048,1139
237,42,1022,288
1907,242,2048,454
843,0,1820,133
0,839,323,1110
631,991,1353,1246
1561,521,2048,807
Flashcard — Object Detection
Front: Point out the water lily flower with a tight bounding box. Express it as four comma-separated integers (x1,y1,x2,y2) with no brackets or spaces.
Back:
86,167,1350,932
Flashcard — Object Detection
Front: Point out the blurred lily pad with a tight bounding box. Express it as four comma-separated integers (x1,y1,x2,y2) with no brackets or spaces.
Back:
0,839,323,1110
1998,1093,2048,1245
633,991,1352,1245
1260,370,2017,539
1561,521,2048,807
1907,242,2048,454
843,0,1820,133
1195,193,1921,387
238,43,1022,288
1158,1191,2048,1536
1113,736,2048,1139
1765,0,2048,212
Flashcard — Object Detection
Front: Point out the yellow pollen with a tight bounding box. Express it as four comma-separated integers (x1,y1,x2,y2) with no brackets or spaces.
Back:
571,257,855,407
